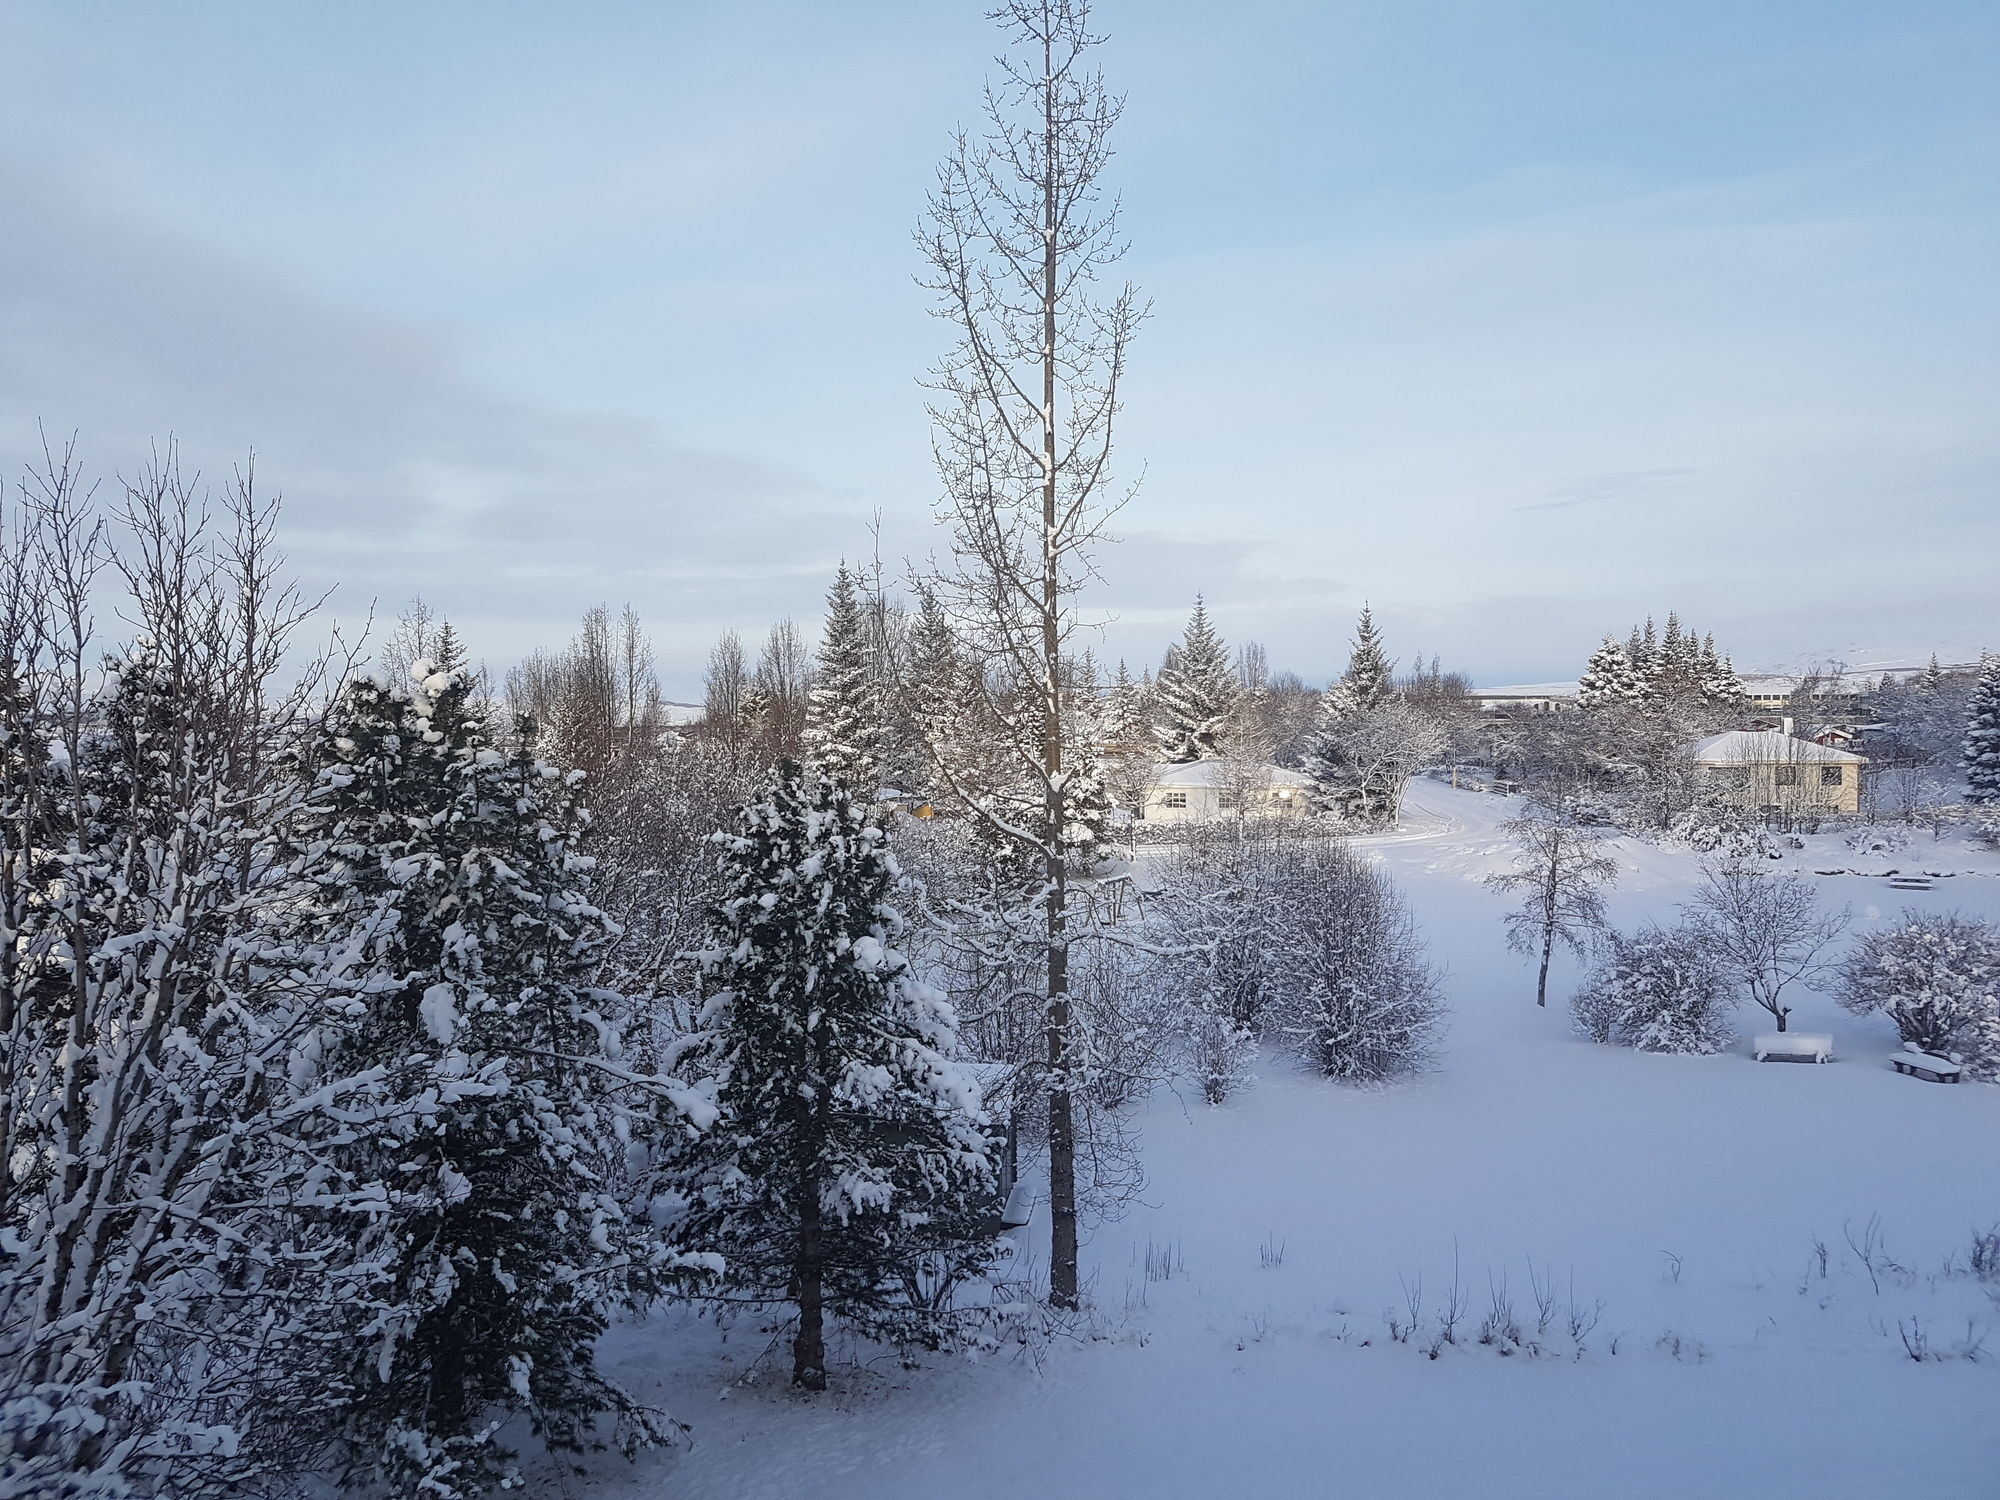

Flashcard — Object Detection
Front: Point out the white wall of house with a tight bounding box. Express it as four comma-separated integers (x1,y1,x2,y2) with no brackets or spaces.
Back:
1141,761,1313,823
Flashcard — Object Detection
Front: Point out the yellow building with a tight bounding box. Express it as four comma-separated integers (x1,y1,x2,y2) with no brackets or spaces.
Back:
1687,729,1868,817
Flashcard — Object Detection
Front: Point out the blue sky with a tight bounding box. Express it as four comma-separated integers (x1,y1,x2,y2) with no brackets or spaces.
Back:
2,0,1995,693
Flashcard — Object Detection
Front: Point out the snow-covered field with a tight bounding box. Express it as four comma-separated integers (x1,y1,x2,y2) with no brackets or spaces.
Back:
578,783,2000,1499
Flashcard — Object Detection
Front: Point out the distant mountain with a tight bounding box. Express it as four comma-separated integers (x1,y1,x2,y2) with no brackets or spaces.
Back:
1748,644,1990,683
661,700,703,726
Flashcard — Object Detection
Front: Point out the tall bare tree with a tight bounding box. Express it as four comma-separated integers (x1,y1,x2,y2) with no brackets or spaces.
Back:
1486,802,1619,1007
919,0,1144,1308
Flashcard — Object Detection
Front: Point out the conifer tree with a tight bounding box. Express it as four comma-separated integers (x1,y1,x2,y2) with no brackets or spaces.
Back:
804,563,886,790
664,762,999,1389
1326,605,1395,713
295,664,685,1497
1964,655,2000,804
1577,636,1642,708
899,589,966,799
1153,598,1236,761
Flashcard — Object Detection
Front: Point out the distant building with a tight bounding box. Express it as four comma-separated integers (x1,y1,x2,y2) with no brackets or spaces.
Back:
1141,760,1314,823
1464,682,1581,716
1687,728,1868,817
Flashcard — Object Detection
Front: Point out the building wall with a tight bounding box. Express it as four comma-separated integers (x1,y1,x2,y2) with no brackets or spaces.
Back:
1142,784,1310,822
1698,760,1864,816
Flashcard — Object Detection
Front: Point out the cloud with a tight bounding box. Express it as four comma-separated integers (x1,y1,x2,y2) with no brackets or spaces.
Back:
1512,467,1696,513
0,159,869,686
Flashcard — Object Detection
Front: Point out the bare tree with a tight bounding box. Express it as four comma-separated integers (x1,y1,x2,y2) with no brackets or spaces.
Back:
919,0,1144,1308
1683,864,1848,1032
701,628,750,754
379,595,436,687
617,603,662,754
1485,803,1620,1006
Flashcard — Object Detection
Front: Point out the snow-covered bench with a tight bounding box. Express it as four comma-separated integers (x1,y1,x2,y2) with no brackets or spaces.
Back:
1754,1033,1833,1064
1889,1047,1962,1084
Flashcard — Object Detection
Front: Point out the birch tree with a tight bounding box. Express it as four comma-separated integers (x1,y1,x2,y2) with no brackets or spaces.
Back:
1485,804,1619,1007
917,0,1144,1310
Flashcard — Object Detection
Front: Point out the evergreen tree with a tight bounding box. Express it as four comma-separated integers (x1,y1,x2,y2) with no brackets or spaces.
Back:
663,762,999,1389
1153,599,1237,761
1577,636,1642,708
1964,655,2000,804
295,664,684,1497
1326,605,1395,714
1098,659,1156,822
803,564,887,791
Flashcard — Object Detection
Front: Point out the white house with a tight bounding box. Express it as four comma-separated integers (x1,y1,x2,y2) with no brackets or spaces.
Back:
1141,760,1314,823
1687,728,1868,816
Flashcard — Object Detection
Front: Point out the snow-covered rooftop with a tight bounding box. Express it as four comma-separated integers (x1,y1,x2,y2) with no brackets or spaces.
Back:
1687,730,1868,765
1150,760,1313,789
1465,682,1580,699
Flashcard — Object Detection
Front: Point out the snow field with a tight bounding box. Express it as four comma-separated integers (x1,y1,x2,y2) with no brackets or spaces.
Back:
580,781,2000,1499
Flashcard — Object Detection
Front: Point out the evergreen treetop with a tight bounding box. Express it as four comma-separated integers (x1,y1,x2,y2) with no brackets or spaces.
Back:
1326,604,1394,715
1153,598,1237,761
803,562,886,790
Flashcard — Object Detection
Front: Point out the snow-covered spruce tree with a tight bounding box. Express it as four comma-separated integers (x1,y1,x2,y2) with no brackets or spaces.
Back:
1326,605,1395,715
1097,658,1156,822
1577,636,1643,709
292,662,696,1497
1153,598,1236,762
1572,924,1734,1054
1303,607,1443,823
1963,656,2000,805
1266,838,1443,1081
1302,697,1444,825
1485,803,1618,1007
803,562,886,791
664,762,999,1390
1837,913,2000,1068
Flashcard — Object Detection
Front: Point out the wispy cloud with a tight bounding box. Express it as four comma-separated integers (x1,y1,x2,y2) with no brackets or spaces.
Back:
1512,467,1697,513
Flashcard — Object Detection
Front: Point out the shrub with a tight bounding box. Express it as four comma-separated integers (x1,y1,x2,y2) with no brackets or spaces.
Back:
1837,912,2000,1068
1266,840,1444,1081
1572,924,1734,1054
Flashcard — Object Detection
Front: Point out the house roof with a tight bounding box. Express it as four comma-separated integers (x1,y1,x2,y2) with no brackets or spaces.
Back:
1150,760,1314,790
1687,730,1868,765
1465,682,1580,699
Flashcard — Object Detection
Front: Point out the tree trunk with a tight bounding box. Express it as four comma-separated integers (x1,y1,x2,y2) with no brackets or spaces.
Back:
1535,928,1553,1008
793,1165,827,1389
1040,26,1079,1314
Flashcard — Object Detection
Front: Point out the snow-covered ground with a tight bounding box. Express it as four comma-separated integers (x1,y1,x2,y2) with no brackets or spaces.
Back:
576,782,2000,1499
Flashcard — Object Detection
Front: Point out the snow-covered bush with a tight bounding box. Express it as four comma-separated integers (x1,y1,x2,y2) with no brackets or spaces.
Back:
1837,913,2000,1069
1968,806,2000,852
1846,824,1910,856
1146,827,1442,1089
1144,824,1293,1102
1667,803,1777,861
1572,925,1735,1054
1265,839,1444,1081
